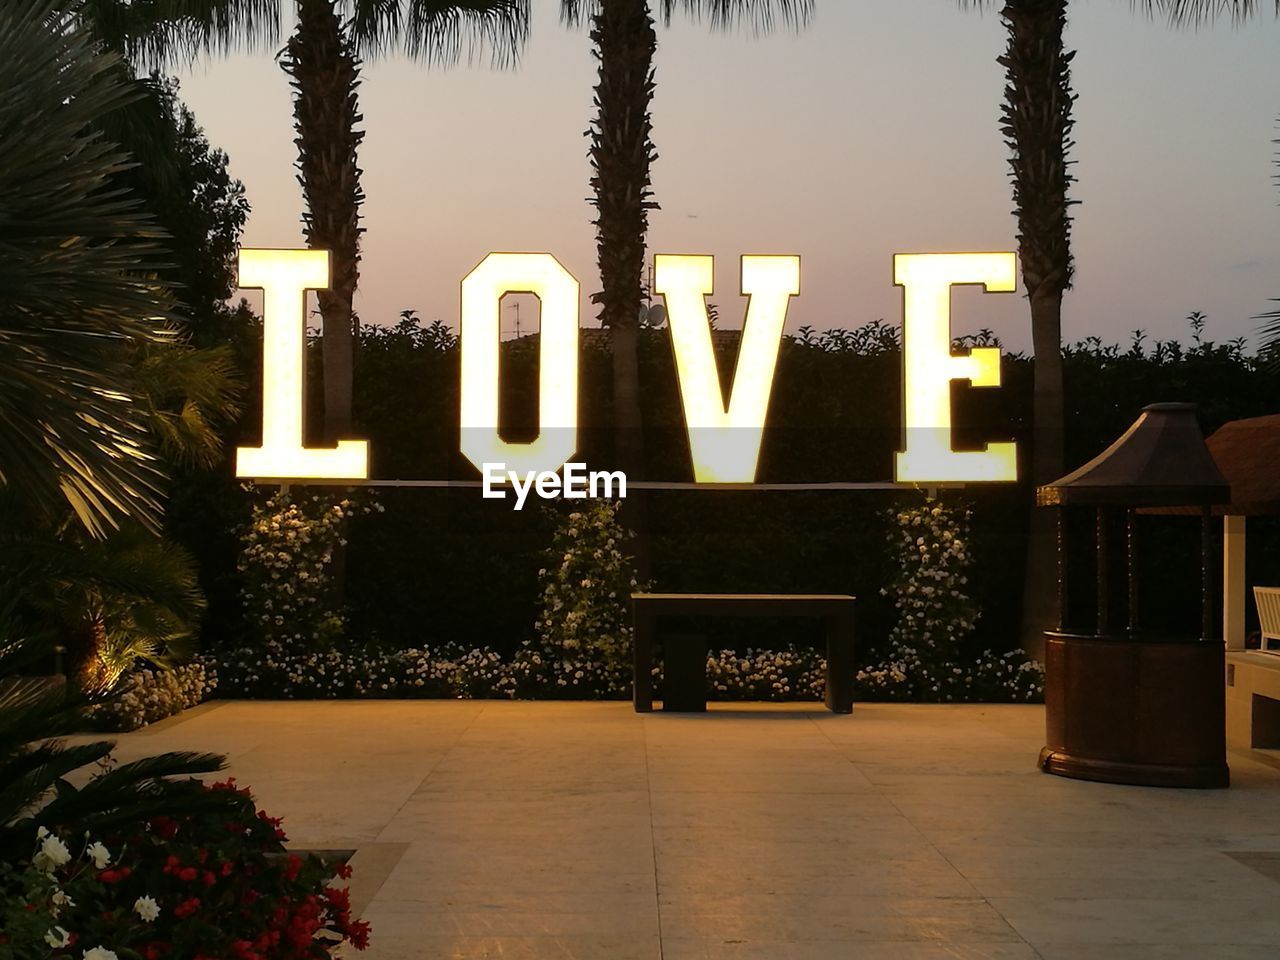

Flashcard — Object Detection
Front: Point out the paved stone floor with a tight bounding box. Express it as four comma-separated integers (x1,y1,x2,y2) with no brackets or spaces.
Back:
103,701,1280,959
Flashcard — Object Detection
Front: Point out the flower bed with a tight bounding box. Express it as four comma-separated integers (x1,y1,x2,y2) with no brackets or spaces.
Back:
1,780,368,959
87,663,217,732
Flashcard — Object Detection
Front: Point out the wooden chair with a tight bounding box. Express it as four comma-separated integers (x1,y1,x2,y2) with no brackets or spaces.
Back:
1252,586,1280,654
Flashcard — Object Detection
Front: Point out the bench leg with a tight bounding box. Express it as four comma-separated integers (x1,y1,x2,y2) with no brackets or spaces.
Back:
824,611,855,714
633,612,654,713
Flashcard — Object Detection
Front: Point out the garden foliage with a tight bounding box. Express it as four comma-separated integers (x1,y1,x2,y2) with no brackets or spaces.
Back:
856,502,1044,702
0,782,368,960
86,664,217,733
238,487,382,652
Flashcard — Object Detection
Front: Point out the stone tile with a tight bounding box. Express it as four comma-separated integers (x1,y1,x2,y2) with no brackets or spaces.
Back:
660,896,1022,942
362,934,661,960
989,897,1280,945
90,700,1280,959
1034,947,1280,960
661,940,1041,960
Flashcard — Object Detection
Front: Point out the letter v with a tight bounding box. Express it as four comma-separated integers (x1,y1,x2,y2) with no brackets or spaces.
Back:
655,254,800,482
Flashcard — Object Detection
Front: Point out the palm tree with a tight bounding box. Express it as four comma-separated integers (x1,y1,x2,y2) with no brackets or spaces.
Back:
559,0,812,558
0,0,177,539
962,0,1077,653
0,631,233,866
281,0,528,442
967,0,1076,485
78,0,528,443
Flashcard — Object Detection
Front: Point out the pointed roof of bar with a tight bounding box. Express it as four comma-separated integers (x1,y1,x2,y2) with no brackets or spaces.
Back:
1037,403,1230,507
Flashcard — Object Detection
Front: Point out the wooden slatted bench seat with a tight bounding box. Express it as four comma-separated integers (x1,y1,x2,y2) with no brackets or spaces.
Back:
631,593,856,714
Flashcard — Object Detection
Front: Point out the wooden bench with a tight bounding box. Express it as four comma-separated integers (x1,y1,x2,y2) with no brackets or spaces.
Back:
631,593,856,714
1254,586,1280,654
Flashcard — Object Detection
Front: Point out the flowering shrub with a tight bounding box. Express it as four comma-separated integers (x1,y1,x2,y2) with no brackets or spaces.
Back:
87,663,216,732
238,486,382,651
855,500,1044,702
0,784,369,960
209,641,511,700
702,647,826,700
507,500,646,696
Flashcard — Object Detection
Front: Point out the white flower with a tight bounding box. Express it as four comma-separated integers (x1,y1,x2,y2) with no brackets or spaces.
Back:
134,895,161,922
86,841,110,868
52,888,75,910
35,834,71,872
45,927,72,948
83,948,119,960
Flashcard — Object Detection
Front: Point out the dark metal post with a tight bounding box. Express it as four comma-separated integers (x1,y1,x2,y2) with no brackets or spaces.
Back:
1201,506,1214,641
1056,508,1068,632
1096,506,1109,637
632,599,654,712
1126,509,1139,638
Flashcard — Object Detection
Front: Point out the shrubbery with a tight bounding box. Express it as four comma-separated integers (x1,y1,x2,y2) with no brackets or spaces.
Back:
856,501,1043,703
1,781,368,959
87,663,216,732
238,487,382,652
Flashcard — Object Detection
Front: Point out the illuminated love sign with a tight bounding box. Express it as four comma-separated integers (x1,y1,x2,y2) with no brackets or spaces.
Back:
233,249,1019,485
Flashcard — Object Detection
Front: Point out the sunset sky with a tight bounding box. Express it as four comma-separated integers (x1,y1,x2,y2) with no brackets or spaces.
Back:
176,0,1280,353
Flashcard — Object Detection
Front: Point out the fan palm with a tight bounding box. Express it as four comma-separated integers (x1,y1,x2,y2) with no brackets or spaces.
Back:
960,0,1076,652
278,0,529,442
75,1,528,443
559,0,811,561
964,0,1076,485
0,519,207,693
0,0,178,539
0,634,234,866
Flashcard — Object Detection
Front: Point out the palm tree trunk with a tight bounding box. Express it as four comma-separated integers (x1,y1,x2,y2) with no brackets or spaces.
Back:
588,0,657,573
67,616,110,695
281,0,365,443
999,0,1076,655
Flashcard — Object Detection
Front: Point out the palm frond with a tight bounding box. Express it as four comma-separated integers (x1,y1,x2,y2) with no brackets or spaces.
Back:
657,0,813,31
351,0,530,66
0,0,176,538
561,0,813,32
0,635,233,860
1147,0,1280,25
133,343,245,469
75,0,283,70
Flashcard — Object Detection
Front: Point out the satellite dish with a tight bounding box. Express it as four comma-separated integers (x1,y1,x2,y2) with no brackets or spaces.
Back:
643,303,667,328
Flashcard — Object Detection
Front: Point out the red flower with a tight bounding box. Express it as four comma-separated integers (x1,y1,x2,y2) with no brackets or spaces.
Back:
150,816,179,839
174,897,202,919
142,940,170,960
178,866,199,883
98,866,132,885
163,854,182,875
283,854,302,882
348,918,371,950
323,886,351,914
202,871,217,887
335,862,353,879
256,810,288,841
